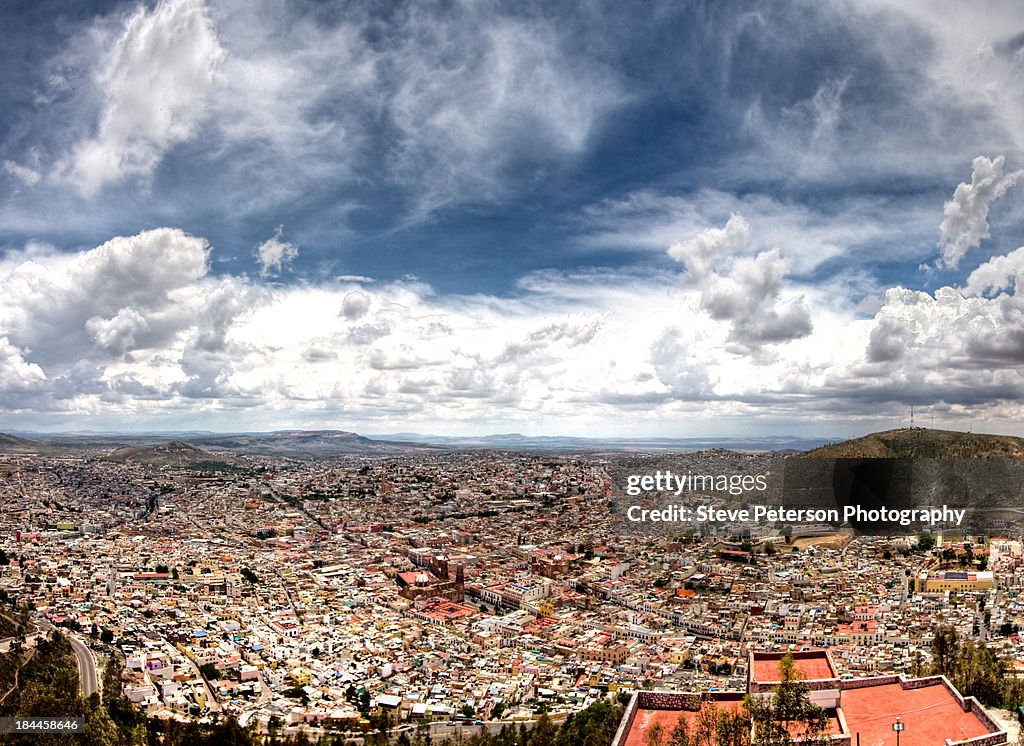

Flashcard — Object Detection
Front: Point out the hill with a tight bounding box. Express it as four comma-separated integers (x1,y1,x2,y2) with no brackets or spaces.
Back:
190,430,436,457
0,433,55,455
104,440,246,470
800,427,1024,459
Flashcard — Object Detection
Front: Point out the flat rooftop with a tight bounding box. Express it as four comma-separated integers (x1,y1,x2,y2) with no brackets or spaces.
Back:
621,699,844,746
622,697,746,746
840,681,992,746
751,650,835,682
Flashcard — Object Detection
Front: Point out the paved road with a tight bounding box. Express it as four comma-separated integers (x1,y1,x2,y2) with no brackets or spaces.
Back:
36,619,99,698
67,634,99,698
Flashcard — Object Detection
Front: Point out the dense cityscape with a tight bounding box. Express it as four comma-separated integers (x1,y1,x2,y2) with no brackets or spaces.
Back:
2,434,1024,744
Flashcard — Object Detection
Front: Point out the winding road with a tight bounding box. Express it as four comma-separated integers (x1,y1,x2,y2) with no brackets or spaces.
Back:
36,619,99,698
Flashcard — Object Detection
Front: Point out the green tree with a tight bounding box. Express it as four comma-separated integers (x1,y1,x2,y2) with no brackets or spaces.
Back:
747,654,829,745
930,625,960,676
531,713,557,746
715,709,751,746
647,722,666,746
691,699,717,746
668,715,690,746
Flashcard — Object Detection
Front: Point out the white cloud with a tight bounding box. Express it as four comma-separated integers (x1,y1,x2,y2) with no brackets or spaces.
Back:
256,225,299,277
158,0,626,219
701,248,813,350
937,155,1023,268
866,315,915,363
667,215,813,351
5,225,1024,434
854,266,1024,403
780,76,849,178
963,245,1024,296
340,291,371,320
0,337,46,392
667,214,750,279
301,345,337,363
651,328,713,400
2,161,41,187
62,0,225,197
383,9,627,213
580,189,932,274
85,307,150,357
856,0,1024,154
0,228,211,368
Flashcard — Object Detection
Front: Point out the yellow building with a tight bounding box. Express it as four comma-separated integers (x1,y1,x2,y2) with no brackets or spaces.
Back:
915,570,994,593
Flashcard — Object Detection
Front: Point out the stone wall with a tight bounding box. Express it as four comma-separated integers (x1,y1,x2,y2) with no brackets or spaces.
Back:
609,692,639,746
837,675,901,690
635,690,746,711
952,732,1008,746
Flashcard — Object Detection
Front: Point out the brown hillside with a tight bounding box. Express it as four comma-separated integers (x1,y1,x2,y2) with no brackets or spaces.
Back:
801,427,1024,459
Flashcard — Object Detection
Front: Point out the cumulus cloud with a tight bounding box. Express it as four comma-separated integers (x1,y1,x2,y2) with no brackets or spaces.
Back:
173,278,267,400
702,248,813,349
256,225,299,277
302,345,337,363
0,228,275,410
0,337,46,392
668,215,813,351
667,214,750,280
856,269,1024,404
63,0,225,196
8,223,1024,434
0,228,210,367
651,328,712,400
963,246,1024,296
866,316,915,363
937,155,1023,269
348,321,392,346
340,291,371,320
85,307,150,357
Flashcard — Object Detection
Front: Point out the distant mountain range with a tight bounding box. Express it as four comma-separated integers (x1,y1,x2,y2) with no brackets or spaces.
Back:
3,426,1018,463
0,429,830,458
0,430,434,462
366,432,830,452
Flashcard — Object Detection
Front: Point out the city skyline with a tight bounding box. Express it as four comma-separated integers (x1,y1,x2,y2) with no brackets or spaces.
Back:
2,1,1024,437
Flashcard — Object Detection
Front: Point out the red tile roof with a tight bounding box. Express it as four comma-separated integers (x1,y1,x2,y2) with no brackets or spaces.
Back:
840,681,991,746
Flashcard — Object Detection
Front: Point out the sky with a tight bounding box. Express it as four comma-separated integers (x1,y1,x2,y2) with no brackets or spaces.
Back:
2,0,1024,438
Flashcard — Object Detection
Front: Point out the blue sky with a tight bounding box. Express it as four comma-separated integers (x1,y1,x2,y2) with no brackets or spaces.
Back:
1,0,1024,437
